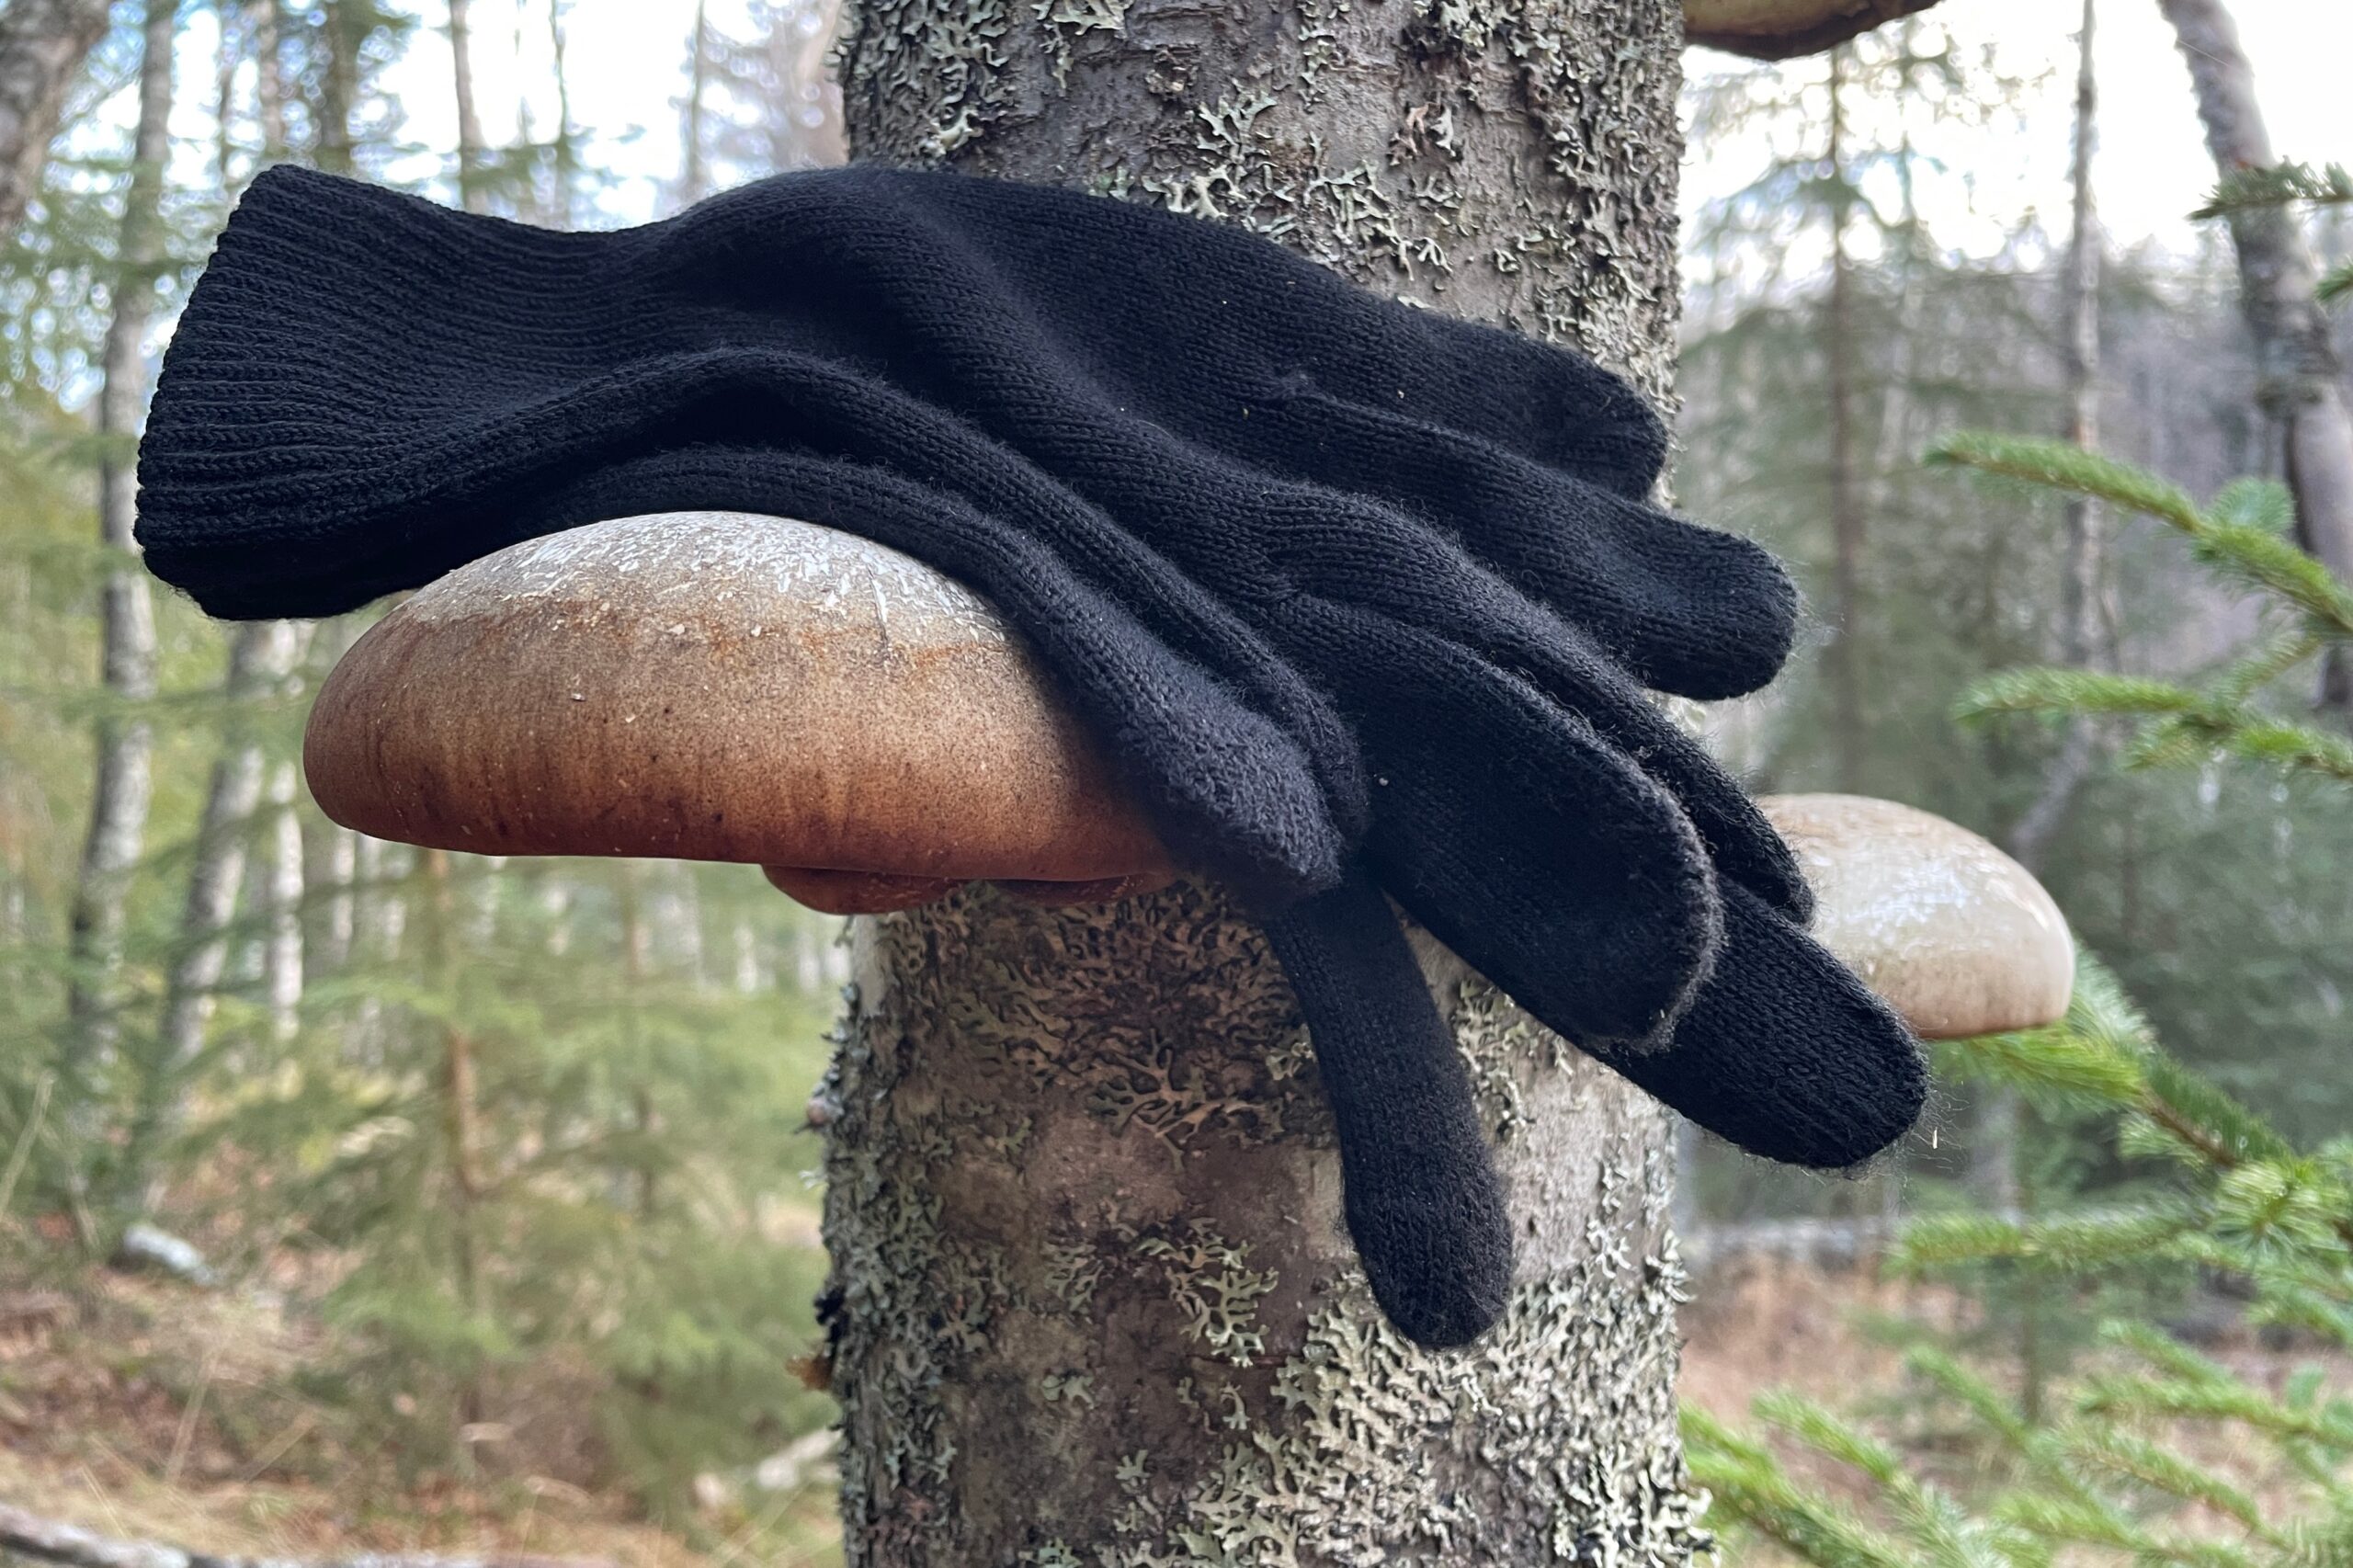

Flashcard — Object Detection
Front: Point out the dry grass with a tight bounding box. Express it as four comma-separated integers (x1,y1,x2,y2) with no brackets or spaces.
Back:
1682,1253,2353,1562
0,1268,842,1567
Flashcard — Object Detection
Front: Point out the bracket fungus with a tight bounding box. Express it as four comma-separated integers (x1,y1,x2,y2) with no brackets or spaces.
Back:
1683,0,1948,60
310,512,2073,1042
303,512,1175,915
1758,792,2075,1039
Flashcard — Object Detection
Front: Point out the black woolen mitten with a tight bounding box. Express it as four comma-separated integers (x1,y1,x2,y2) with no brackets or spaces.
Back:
136,165,1929,1349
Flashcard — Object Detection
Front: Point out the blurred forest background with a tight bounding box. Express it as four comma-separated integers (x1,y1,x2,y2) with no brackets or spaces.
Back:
1,0,2350,1564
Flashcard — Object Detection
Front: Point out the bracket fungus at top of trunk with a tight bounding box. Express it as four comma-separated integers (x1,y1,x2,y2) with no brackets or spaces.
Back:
1683,0,1949,60
309,509,2072,1037
303,511,1174,915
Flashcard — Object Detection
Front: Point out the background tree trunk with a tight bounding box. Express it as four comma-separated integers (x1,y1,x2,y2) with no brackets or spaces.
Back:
819,0,1703,1562
119,619,305,1213
1824,44,1866,793
66,0,177,1086
262,757,304,1042
0,0,114,243
447,0,487,211
2158,0,2353,709
678,0,711,205
1986,0,2102,1217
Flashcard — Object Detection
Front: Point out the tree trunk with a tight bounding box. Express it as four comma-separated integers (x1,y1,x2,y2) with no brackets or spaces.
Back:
262,758,305,1042
0,0,114,243
314,0,357,174
253,0,288,159
545,0,576,225
447,0,487,211
66,0,177,1082
2000,1,2103,879
120,619,304,1210
1823,44,1866,793
819,1,1702,1562
2159,0,2353,709
1988,0,2102,1217
2057,0,2104,680
421,849,490,1433
679,0,710,205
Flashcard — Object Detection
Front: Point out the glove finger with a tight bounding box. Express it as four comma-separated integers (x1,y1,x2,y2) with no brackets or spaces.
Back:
1280,597,1722,1047
1461,600,1813,922
537,447,1357,908
1587,881,1928,1167
1233,383,1796,702
1244,500,1811,921
1262,864,1513,1348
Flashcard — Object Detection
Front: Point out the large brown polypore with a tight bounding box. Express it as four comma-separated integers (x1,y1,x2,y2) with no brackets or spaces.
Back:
304,512,1174,913
1683,0,1948,59
307,512,2075,1031
1759,792,2075,1038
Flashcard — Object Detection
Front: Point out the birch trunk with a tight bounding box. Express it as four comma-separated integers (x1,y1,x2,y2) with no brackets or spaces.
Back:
2158,0,2353,707
448,0,487,211
1823,45,1867,793
679,0,710,205
128,619,304,1201
66,0,177,1078
253,0,288,158
309,620,365,972
545,0,576,225
0,0,113,242
819,1,1702,1561
1989,0,2102,1214
263,759,305,1042
315,0,357,173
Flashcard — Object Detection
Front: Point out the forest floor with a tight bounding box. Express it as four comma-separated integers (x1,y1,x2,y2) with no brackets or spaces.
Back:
0,1269,843,1567
4,1255,2336,1566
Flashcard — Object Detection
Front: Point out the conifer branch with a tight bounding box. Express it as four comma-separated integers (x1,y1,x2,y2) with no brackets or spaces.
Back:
2191,161,2353,220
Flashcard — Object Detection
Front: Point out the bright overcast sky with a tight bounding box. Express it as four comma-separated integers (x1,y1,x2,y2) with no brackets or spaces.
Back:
154,0,2352,256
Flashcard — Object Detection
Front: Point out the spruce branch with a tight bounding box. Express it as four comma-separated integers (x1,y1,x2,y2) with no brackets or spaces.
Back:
1927,433,2203,530
2191,160,2353,219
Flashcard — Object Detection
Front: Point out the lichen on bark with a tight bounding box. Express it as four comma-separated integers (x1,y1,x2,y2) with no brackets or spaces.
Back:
818,0,1704,1561
822,881,1703,1564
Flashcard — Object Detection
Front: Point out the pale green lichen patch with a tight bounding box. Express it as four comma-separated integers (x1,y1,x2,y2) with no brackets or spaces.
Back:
833,0,1017,160
1452,974,1575,1146
1034,0,1131,89
1132,1221,1279,1367
821,882,1704,1564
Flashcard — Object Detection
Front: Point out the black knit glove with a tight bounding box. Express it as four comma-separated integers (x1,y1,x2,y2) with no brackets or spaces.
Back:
135,165,1926,1350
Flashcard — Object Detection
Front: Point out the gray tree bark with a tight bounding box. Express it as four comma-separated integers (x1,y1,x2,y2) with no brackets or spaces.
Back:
1987,0,2102,1218
263,760,308,1043
66,0,176,1078
252,0,288,159
817,1,1703,1562
447,0,486,211
679,0,711,205
0,0,114,243
1823,45,1866,793
2159,0,2353,708
120,619,304,1210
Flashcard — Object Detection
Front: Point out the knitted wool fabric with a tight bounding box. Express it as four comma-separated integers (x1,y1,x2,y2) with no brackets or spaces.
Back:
137,165,1928,1347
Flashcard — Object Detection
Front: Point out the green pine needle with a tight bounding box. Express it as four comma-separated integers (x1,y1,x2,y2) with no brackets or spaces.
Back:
2192,160,2353,219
